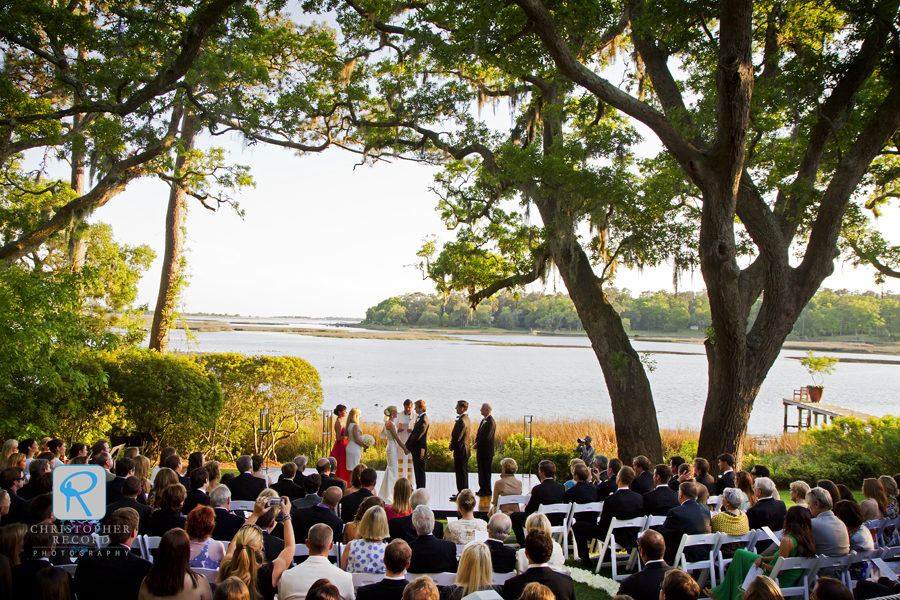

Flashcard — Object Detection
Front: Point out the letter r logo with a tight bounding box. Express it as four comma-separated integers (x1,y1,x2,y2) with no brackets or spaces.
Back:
53,465,107,520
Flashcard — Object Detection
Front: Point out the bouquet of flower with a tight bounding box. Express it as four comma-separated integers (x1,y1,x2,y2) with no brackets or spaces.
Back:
361,434,376,449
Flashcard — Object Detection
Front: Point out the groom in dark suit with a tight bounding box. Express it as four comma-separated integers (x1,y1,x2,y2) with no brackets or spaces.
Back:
406,400,430,489
474,403,496,497
448,400,471,500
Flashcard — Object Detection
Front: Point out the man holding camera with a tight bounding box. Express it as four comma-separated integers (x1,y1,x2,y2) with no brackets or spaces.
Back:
576,436,595,466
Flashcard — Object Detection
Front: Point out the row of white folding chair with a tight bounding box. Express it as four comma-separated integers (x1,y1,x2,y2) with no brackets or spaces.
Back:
593,516,648,580
294,542,342,561
865,517,900,548
770,555,824,600
498,494,530,510
538,503,575,558
454,532,490,556
707,495,724,512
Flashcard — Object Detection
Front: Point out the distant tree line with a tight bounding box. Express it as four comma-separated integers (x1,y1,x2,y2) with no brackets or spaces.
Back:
364,289,900,340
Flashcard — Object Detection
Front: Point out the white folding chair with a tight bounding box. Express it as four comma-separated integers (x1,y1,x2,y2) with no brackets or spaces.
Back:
473,530,489,543
865,519,890,548
142,535,162,562
195,567,219,585
294,542,341,562
816,552,855,587
848,548,885,589
538,503,574,557
60,563,78,575
568,502,604,559
707,495,723,513
407,573,457,586
492,572,515,585
498,495,529,511
352,572,382,588
593,516,648,580
446,516,458,523
769,555,824,600
230,500,255,514
716,531,760,583
672,532,723,588
881,545,900,567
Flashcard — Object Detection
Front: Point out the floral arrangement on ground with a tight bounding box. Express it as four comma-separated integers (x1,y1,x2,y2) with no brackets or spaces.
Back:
569,567,620,597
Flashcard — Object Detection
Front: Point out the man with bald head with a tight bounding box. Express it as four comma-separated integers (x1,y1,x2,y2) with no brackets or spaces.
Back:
316,457,346,495
618,529,673,600
474,403,496,497
292,485,344,544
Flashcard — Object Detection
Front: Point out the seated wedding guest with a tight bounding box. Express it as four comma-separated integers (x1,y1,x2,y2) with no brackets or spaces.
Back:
790,481,810,507
836,485,855,503
880,475,899,517
146,483,187,536
149,468,179,509
105,476,152,534
74,508,151,600
811,577,853,600
272,463,305,501
356,539,411,600
18,459,49,501
816,481,841,508
164,453,190,489
592,456,610,484
618,530,673,600
213,577,250,600
631,456,654,495
340,468,377,524
293,486,344,544
486,513,516,573
0,470,24,527
67,443,87,463
404,576,438,600
743,575,783,600
515,513,565,573
220,497,295,600
188,452,204,476
182,468,212,516
564,459,586,490
343,496,385,544
643,465,678,517
226,456,267,502
716,454,737,495
11,529,65,598
278,523,353,600
746,477,786,533
502,530,575,600
712,488,749,558
833,500,874,551
138,528,212,600
385,478,412,520
308,579,341,600
663,570,700,600
735,472,755,511
440,542,500,600
255,494,287,563
35,564,71,600
859,478,887,521
341,506,389,573
489,458,524,516
5,454,24,472
204,461,222,493
520,583,556,600
600,459,623,499
807,487,850,558
389,489,444,542
316,459,346,496
574,466,643,569
444,490,487,545
107,457,135,505
210,485,245,542
660,482,711,566
0,522,26,566
293,474,323,510
187,506,226,570
1,440,17,468
669,463,694,493
749,466,770,479
348,464,367,495
693,458,716,495
566,464,601,519
706,505,816,600
408,506,457,574
854,577,900,600
293,456,309,487
133,455,152,501
511,461,566,546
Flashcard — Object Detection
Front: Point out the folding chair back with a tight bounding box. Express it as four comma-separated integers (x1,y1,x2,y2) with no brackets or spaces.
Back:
816,552,854,588
493,572,515,585
195,567,219,585
568,502,604,559
865,519,889,548
594,516,648,580
407,573,457,586
229,500,255,514
716,530,760,582
498,495,528,510
673,532,723,588
769,555,824,600
142,535,162,562
353,572,382,588
539,503,575,557
707,495,723,512
847,548,884,589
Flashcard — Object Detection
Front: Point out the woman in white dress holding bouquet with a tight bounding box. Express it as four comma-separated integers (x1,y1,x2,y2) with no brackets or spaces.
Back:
345,408,368,473
378,406,409,502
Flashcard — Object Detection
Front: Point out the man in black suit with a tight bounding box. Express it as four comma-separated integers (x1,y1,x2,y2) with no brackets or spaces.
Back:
340,467,376,523
407,506,457,573
210,485,246,542
293,486,343,543
12,529,71,598
293,474,324,510
75,508,151,600
631,455,655,495
448,400,471,500
502,530,575,600
474,402,496,497
669,463,694,492
511,460,567,546
597,458,622,500
107,457,134,505
746,476,787,530
292,455,308,490
182,468,212,516
315,458,347,496
104,476,152,534
1,467,26,526
574,466,644,568
644,465,680,517
405,400,430,489
566,464,601,525
715,453,736,495
272,462,305,501
592,455,610,483
357,539,411,600
693,458,716,495
486,513,517,573
618,529,673,600
226,455,267,501
388,488,444,542
164,453,190,489
659,482,711,566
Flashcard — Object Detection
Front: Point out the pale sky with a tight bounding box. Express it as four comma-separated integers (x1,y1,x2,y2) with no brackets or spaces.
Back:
91,129,900,318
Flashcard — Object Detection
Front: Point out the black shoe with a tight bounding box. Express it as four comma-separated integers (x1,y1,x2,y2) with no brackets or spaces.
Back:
449,494,458,501
477,490,491,497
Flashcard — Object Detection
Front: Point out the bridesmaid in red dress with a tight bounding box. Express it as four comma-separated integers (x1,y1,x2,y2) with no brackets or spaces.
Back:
329,404,350,483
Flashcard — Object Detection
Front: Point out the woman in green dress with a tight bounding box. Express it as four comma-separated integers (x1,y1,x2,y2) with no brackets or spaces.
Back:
706,505,817,600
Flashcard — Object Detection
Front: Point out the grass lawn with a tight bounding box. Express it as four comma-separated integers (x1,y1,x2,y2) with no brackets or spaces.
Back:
777,488,865,506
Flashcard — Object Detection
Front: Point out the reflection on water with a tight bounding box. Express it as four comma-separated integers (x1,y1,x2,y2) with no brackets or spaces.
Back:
161,327,900,435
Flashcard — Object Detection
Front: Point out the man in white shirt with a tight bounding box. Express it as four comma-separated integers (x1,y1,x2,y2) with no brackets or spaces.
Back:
279,523,355,600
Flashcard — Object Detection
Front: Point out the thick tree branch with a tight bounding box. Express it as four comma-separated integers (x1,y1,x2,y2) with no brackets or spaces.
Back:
467,245,552,308
847,239,900,279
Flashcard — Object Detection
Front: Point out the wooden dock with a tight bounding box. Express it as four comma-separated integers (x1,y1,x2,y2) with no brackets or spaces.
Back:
783,395,876,431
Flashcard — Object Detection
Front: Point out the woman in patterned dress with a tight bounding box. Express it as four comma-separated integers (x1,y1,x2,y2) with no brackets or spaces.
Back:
340,506,389,573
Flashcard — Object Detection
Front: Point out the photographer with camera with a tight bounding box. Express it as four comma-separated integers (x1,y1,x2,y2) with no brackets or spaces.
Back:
575,436,595,466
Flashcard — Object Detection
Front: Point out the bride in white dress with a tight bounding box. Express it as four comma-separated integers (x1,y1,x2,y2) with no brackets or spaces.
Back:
378,405,409,502
345,407,365,473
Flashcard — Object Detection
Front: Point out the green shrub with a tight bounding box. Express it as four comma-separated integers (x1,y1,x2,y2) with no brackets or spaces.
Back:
762,449,881,487
808,416,900,475
494,434,575,479
426,440,455,472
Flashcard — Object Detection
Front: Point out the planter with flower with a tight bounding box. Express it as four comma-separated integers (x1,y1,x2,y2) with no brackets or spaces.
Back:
798,351,838,403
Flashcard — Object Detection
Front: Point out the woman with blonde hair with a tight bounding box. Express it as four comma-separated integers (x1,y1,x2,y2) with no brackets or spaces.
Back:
0,441,17,469
879,475,899,518
515,513,565,573
445,490,487,544
204,461,222,492
5,454,25,472
343,496,385,543
489,458,524,516
439,542,499,600
0,523,27,566
133,455,152,499
386,478,412,519
860,478,887,521
341,505,389,573
345,408,365,474
150,467,179,509
378,405,409,502
219,496,295,600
